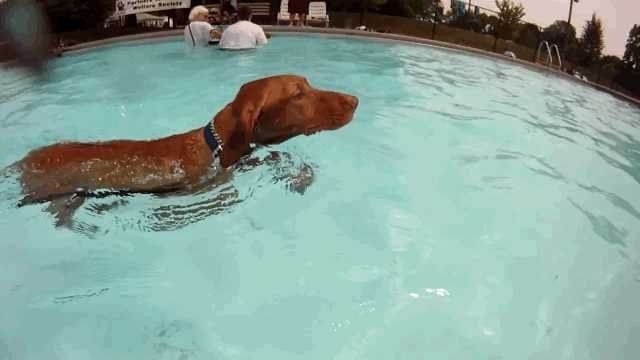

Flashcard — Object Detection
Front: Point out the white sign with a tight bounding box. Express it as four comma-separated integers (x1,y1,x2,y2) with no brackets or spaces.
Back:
113,0,191,16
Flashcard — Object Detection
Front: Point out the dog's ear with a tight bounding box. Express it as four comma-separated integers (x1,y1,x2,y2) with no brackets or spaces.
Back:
230,102,262,148
220,83,268,167
230,83,268,147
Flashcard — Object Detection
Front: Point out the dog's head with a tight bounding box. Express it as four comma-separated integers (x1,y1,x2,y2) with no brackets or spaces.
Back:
250,75,359,145
218,75,358,167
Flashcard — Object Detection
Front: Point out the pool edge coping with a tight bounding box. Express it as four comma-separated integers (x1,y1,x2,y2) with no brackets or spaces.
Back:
9,27,640,107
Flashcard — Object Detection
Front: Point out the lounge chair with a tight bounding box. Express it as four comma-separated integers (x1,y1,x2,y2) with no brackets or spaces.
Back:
307,2,329,27
277,0,290,25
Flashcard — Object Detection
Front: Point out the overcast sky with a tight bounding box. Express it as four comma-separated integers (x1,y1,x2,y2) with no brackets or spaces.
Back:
449,0,638,56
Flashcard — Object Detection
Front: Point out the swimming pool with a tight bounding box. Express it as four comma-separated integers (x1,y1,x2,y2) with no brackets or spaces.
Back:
1,33,640,359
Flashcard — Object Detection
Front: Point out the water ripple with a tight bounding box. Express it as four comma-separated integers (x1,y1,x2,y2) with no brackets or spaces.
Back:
577,183,640,220
520,118,580,145
594,149,640,185
497,149,567,181
52,287,109,304
5,150,318,235
2,34,640,360
139,186,242,232
568,198,628,247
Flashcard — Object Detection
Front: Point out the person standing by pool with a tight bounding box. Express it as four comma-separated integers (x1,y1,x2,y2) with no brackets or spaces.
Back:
184,5,222,47
288,0,309,27
218,6,268,50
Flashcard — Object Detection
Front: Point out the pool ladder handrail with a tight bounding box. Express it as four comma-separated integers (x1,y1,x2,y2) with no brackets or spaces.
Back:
535,41,562,69
550,43,562,69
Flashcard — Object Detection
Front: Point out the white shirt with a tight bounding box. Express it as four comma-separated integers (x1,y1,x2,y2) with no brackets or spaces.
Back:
184,21,213,47
218,20,268,50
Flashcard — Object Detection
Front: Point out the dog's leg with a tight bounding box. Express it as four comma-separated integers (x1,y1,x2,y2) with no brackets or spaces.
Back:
262,151,316,195
286,162,315,195
235,150,316,194
0,163,21,203
144,185,241,231
86,199,130,215
46,193,86,228
18,189,81,207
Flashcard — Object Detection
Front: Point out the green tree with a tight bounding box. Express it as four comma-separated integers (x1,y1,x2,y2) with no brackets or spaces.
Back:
613,66,640,96
577,13,604,66
405,0,425,17
44,0,111,32
516,23,541,48
601,55,621,65
492,0,526,51
596,55,621,83
425,0,444,21
407,0,442,19
326,0,387,25
449,12,474,31
613,25,640,97
378,0,414,16
623,24,640,71
542,20,578,60
326,0,355,11
484,14,500,34
327,0,386,13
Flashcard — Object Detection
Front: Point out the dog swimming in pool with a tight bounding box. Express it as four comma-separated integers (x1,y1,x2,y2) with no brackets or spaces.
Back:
9,75,359,229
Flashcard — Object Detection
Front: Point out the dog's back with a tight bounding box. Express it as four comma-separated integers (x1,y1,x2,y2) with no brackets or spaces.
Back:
16,132,207,203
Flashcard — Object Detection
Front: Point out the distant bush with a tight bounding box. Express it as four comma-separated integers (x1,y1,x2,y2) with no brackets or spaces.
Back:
44,0,111,32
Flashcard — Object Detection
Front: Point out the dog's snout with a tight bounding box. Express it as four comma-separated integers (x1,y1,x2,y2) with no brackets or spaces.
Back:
349,95,359,109
341,95,359,110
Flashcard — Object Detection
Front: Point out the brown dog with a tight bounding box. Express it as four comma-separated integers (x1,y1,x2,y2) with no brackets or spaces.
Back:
15,75,358,220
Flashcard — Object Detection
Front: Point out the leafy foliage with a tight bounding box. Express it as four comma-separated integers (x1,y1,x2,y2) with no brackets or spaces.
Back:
577,13,604,66
494,0,525,41
43,0,111,32
623,24,640,71
542,20,578,59
515,23,541,49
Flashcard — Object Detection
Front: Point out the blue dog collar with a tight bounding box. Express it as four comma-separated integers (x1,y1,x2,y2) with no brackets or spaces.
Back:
203,120,223,157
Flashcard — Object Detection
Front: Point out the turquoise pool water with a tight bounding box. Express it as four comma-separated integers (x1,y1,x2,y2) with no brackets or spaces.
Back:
1,34,640,359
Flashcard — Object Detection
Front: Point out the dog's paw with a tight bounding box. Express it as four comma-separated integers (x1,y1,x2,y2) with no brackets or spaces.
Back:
285,163,315,195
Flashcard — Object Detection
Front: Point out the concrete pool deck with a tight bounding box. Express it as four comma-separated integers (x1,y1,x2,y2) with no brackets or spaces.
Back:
9,26,640,107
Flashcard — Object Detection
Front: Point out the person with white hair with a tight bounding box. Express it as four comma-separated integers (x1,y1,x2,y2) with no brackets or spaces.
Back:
184,5,221,47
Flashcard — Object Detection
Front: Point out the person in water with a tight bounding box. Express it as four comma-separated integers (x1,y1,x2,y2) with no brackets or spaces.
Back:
184,6,222,47
218,6,268,50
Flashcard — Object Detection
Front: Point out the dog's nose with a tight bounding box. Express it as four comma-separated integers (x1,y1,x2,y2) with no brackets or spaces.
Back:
342,95,359,110
349,95,359,109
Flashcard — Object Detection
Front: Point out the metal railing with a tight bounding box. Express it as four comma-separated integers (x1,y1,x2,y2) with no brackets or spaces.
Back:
535,41,562,69
550,43,562,69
